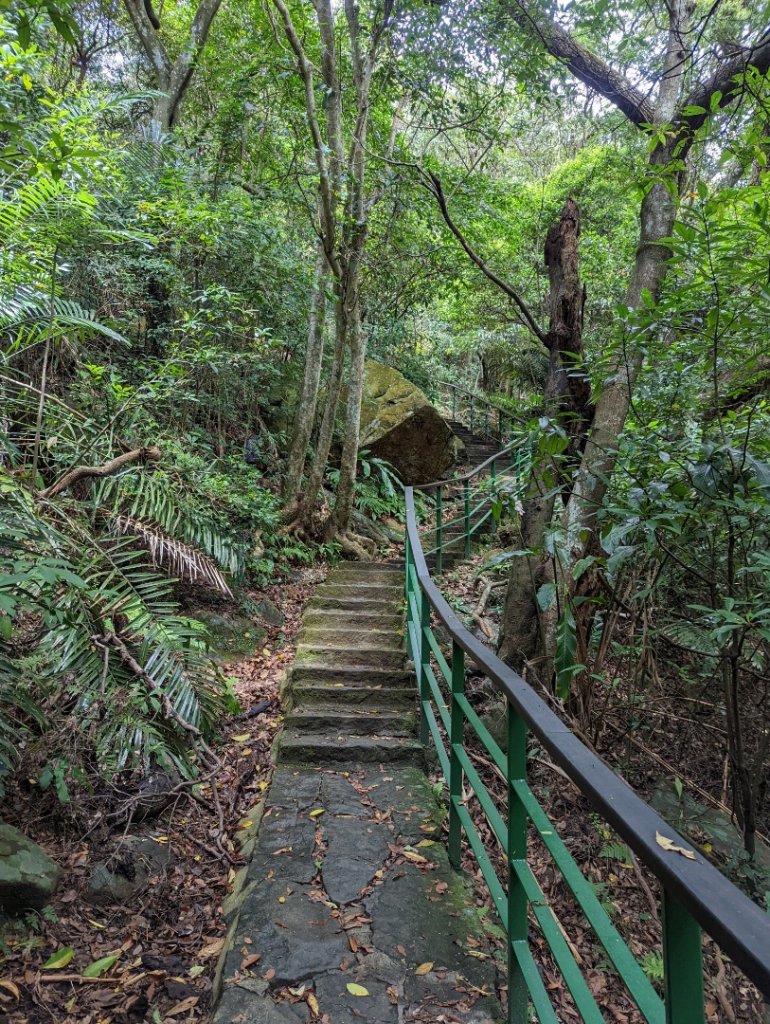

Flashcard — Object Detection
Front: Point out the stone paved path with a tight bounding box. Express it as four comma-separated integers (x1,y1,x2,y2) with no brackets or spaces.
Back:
212,562,504,1023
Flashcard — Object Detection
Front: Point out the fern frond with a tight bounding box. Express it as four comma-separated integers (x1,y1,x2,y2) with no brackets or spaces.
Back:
108,513,233,598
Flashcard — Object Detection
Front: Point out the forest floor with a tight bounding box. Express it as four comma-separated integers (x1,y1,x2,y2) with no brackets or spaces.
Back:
0,564,327,1024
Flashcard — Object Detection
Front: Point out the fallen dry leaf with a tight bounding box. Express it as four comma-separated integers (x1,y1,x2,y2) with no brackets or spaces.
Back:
415,962,434,975
655,831,696,860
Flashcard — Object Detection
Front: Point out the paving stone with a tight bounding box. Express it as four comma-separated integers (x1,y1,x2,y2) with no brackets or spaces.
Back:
365,850,498,994
232,884,349,986
213,987,307,1023
313,971,399,1024
321,817,390,904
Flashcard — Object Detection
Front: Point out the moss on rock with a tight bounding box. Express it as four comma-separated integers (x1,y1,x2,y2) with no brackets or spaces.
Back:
359,361,455,484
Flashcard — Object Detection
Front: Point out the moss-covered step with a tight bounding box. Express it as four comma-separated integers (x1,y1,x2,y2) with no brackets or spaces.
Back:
278,731,423,765
290,665,413,687
302,608,403,631
289,681,416,711
296,625,405,650
284,708,416,736
294,645,405,671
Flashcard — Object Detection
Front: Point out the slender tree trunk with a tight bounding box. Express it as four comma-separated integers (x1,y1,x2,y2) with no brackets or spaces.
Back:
283,242,329,504
288,288,347,534
327,296,371,554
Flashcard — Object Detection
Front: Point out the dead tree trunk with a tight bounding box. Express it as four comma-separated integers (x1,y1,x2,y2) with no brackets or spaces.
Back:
498,199,589,679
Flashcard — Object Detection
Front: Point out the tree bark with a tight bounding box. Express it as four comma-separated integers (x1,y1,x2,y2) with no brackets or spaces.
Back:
497,199,587,677
282,242,329,504
122,0,224,132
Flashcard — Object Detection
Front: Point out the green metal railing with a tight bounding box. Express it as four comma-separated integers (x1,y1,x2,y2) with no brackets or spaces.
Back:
434,379,519,442
404,431,770,1021
415,439,529,574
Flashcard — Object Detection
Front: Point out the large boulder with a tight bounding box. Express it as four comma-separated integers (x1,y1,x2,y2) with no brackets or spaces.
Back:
0,822,60,913
359,361,456,485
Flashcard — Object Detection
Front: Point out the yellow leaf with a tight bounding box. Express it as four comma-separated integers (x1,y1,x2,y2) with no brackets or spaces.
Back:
278,895,286,904
233,733,251,743
346,983,369,996
403,850,428,864
415,839,436,848
414,962,433,975
42,947,75,970
198,938,225,960
166,995,199,1016
88,919,105,929
307,991,320,1015
239,820,254,829
0,980,20,1000
655,831,696,861
309,808,325,818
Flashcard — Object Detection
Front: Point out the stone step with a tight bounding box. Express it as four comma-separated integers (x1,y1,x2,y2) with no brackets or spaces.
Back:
320,583,403,601
291,664,413,687
330,562,402,575
307,594,398,613
295,645,406,671
302,609,403,631
326,568,403,585
290,681,416,710
279,731,424,766
297,625,404,650
285,707,416,736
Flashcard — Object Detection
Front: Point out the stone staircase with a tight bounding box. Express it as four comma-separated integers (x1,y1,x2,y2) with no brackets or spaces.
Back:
425,420,519,573
279,560,421,766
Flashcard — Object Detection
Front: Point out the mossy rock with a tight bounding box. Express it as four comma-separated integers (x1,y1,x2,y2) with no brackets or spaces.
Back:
359,361,456,485
0,822,60,914
191,610,267,658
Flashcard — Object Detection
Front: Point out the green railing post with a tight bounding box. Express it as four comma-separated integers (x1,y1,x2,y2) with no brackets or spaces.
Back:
498,408,504,439
435,486,443,575
491,457,497,482
418,588,431,746
463,479,471,558
484,406,489,434
452,390,457,419
662,890,704,1024
470,397,475,433
448,639,465,870
507,706,528,1024
405,532,413,660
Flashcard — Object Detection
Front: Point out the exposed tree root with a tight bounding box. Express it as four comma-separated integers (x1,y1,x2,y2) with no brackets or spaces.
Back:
333,529,377,560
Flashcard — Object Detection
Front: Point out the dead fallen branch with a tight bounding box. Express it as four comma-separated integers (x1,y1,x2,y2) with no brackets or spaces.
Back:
40,446,161,499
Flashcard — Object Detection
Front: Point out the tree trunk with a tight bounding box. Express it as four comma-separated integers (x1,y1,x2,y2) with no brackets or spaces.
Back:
327,296,368,550
283,243,329,504
560,157,677,577
288,288,347,533
498,199,587,678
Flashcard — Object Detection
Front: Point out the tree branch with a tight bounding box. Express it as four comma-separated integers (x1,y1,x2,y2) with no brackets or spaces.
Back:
504,0,655,126
677,30,770,135
39,446,161,500
423,169,548,346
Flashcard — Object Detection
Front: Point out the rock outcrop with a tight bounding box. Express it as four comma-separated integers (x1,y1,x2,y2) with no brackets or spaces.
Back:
0,822,60,913
358,361,455,485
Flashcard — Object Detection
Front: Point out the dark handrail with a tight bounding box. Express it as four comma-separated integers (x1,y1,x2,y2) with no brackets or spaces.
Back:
404,486,770,1001
417,438,520,492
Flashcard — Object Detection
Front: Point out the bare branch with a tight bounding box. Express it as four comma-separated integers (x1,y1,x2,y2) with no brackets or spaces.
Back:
423,170,547,346
39,446,161,500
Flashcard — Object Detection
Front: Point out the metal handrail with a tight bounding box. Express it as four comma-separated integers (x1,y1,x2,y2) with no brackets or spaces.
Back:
404,415,770,1018
434,379,522,440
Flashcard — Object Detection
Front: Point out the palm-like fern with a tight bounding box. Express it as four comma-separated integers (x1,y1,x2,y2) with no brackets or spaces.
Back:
1,475,230,781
